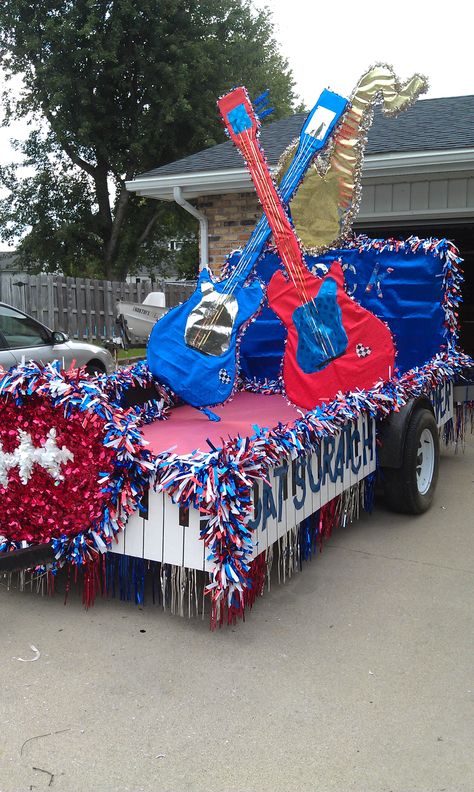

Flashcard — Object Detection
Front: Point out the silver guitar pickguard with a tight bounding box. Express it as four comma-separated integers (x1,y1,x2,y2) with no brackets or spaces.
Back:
185,283,238,356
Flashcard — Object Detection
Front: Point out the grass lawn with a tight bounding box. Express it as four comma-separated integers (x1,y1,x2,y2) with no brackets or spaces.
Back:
117,347,146,360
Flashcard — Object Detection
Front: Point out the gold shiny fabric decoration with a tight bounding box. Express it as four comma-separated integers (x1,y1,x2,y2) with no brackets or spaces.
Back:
277,65,428,253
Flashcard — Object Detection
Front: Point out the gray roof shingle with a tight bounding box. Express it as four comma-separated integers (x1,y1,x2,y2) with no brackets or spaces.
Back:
137,95,474,180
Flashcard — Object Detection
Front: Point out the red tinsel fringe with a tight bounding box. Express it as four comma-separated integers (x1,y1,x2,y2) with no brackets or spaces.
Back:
210,551,267,629
318,498,340,548
244,552,267,609
81,557,102,608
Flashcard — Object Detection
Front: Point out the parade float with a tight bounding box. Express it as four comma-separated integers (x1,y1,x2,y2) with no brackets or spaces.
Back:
1,66,472,628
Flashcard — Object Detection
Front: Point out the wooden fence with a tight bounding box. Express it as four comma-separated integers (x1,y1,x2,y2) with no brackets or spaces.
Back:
0,273,196,341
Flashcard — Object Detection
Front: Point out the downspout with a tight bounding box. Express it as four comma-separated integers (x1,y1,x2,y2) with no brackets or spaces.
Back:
173,186,208,271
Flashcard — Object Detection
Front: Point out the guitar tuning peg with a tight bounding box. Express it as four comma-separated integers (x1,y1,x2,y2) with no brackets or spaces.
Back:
253,88,270,106
253,89,274,122
258,106,275,121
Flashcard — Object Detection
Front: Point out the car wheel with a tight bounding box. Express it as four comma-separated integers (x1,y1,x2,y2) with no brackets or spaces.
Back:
85,360,106,376
383,408,440,515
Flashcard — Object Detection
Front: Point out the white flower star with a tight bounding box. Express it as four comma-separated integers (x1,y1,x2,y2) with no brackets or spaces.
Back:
0,428,74,488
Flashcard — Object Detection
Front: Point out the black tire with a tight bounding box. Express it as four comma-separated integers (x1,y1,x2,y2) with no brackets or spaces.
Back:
85,360,106,376
383,408,440,515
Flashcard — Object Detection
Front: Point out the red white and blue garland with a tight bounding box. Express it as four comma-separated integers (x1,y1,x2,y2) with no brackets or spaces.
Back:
96,359,174,424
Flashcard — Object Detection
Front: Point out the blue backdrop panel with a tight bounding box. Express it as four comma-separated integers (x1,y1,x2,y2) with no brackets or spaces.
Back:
238,244,446,382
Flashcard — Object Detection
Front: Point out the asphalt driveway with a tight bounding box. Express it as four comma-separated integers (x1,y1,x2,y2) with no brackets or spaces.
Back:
1,435,473,792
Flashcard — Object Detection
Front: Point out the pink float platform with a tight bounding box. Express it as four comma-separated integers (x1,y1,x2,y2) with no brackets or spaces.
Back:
142,392,301,456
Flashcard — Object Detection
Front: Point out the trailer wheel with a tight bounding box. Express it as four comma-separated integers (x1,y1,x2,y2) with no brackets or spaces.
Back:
383,408,439,515
85,359,106,376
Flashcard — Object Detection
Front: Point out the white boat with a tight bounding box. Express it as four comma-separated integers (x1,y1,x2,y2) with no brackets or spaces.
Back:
116,292,167,343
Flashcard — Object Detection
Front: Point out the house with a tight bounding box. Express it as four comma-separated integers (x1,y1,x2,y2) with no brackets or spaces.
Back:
126,95,474,356
0,251,21,274
125,237,193,284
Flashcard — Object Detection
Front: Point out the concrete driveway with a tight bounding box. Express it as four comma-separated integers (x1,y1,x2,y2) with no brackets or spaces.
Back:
1,435,473,792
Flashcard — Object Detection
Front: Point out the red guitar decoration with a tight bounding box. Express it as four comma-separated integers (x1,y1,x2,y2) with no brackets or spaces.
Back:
220,90,395,410
267,261,395,410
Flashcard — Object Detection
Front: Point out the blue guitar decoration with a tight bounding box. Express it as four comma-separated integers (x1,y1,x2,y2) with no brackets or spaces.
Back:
147,87,347,408
292,277,348,373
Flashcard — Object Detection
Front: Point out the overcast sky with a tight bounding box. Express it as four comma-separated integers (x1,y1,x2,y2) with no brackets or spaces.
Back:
256,0,474,103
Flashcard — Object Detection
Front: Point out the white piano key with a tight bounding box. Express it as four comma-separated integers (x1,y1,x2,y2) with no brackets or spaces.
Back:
307,450,322,516
295,454,313,522
122,510,145,559
333,428,346,498
359,414,367,481
360,413,376,480
202,516,214,573
359,414,367,478
162,498,185,567
291,456,303,522
183,505,206,571
249,478,264,558
285,455,296,535
262,475,279,549
272,460,288,541
111,523,126,555
352,416,364,485
303,453,314,519
328,430,340,503
320,434,334,507
343,421,355,489
143,487,164,563
368,415,377,474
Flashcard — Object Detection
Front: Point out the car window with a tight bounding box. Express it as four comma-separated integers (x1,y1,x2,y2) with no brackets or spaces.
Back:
0,305,51,349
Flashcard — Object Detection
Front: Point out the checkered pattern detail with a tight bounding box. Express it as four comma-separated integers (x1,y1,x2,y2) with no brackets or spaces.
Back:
219,368,232,385
356,344,372,358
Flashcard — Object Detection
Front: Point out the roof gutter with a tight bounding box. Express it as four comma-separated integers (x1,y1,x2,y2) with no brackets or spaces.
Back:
126,148,474,201
127,168,252,200
173,186,208,270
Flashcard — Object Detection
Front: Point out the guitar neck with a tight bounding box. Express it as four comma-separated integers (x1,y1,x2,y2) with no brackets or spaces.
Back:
234,151,317,276
233,129,308,292
224,89,347,287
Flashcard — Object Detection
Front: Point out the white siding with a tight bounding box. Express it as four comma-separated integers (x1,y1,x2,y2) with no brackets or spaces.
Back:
359,175,474,222
392,182,410,212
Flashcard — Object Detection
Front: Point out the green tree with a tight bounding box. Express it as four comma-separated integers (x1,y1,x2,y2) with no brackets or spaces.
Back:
0,0,296,280
174,239,200,280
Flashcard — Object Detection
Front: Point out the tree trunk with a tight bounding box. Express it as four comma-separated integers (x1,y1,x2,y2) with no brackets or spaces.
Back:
93,164,114,278
104,184,130,279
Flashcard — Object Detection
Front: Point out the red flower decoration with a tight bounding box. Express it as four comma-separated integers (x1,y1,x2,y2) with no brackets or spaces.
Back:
0,396,116,544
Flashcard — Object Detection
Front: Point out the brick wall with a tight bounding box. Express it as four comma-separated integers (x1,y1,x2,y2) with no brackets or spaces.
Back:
195,192,260,274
